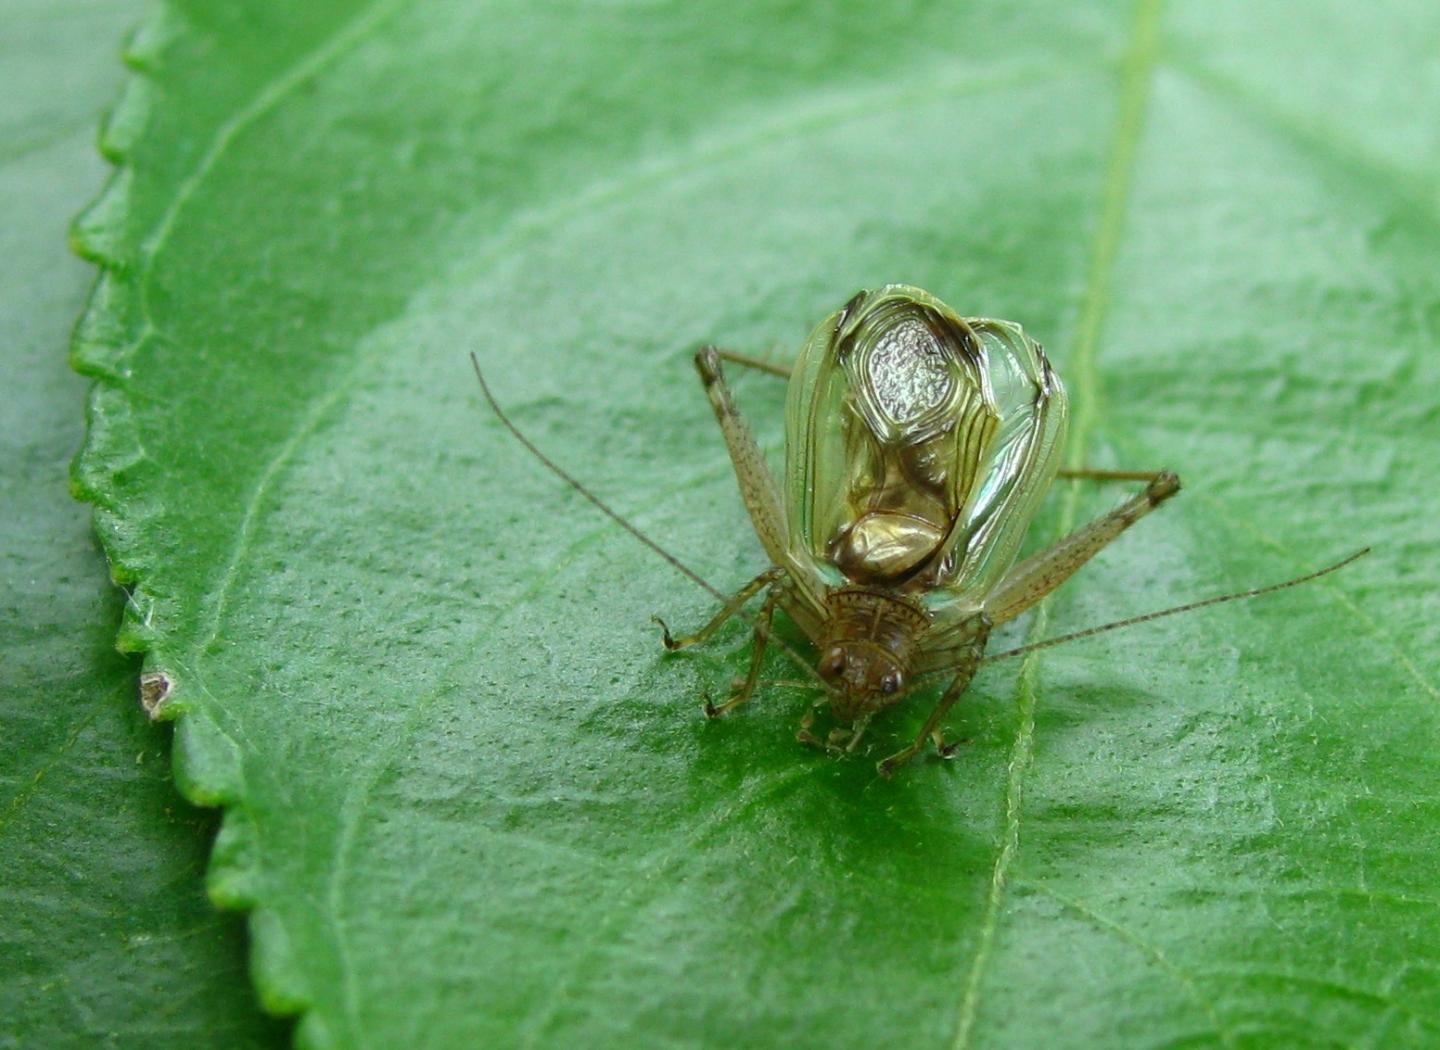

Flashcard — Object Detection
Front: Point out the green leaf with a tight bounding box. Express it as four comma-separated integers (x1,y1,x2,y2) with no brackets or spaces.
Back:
73,0,1440,1046
0,2,285,1047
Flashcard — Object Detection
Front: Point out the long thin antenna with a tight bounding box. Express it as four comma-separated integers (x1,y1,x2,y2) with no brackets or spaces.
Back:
469,353,834,694
978,547,1370,666
471,352,725,601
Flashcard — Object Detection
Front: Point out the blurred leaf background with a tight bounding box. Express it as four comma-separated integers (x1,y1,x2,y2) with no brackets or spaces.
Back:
1,2,284,1047
6,0,1440,1047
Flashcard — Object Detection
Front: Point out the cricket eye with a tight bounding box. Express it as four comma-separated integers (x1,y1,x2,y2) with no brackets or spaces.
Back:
818,647,847,681
880,670,903,695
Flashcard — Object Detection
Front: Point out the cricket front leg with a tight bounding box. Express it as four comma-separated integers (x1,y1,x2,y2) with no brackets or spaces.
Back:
654,566,784,650
705,585,781,718
983,471,1182,626
876,647,985,778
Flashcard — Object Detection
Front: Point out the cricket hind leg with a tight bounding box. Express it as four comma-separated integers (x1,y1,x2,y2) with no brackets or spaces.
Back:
1056,468,1172,483
693,348,790,566
714,348,793,379
983,471,1182,626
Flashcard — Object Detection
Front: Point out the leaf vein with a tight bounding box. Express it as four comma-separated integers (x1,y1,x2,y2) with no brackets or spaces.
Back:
1186,489,1440,705
137,0,413,304
322,452,777,1045
1018,878,1239,1046
951,1,1165,1044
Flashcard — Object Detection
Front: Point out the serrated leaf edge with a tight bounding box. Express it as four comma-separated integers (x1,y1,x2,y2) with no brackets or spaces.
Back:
68,7,320,1045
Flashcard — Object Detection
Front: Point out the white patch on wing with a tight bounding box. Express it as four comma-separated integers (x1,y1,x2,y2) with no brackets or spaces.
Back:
866,318,954,427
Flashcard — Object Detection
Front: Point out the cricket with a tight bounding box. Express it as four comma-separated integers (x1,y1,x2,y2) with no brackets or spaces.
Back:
471,285,1365,777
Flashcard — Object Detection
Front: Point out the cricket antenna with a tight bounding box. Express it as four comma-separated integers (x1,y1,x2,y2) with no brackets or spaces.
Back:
468,353,836,694
470,352,725,601
979,547,1370,666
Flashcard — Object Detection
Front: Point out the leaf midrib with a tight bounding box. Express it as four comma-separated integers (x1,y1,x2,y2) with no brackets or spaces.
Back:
951,0,1166,1045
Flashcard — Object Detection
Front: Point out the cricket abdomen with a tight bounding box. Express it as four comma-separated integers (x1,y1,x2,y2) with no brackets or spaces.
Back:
833,511,945,581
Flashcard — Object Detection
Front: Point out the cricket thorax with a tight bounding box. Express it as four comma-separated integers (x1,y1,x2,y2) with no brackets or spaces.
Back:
823,299,998,587
816,587,931,717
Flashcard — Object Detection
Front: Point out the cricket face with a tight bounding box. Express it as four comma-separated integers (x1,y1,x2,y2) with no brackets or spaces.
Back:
817,643,907,722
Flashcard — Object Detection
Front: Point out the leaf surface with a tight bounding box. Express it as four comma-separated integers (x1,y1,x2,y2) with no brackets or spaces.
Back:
73,1,1440,1046
0,2,285,1046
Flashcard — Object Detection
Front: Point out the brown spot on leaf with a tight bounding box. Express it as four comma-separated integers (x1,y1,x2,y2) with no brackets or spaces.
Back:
139,670,174,719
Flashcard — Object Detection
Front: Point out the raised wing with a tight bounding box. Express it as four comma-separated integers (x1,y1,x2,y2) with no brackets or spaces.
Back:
922,316,1067,613
782,286,1067,617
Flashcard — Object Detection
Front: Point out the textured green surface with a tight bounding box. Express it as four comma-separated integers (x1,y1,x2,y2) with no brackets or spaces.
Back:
70,1,1440,1047
0,2,286,1047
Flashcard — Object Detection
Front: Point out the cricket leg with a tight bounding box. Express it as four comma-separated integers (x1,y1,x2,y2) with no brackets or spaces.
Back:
828,713,874,754
983,471,1182,626
1057,468,1171,482
714,348,792,379
705,585,782,717
655,566,784,650
930,727,971,758
694,348,790,566
877,645,986,778
796,705,827,749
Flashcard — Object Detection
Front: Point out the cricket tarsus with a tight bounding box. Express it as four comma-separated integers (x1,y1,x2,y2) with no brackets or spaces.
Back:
934,732,968,759
980,547,1371,666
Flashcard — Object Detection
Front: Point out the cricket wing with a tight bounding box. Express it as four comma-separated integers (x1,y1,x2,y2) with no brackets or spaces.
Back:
920,317,1068,620
781,286,1003,592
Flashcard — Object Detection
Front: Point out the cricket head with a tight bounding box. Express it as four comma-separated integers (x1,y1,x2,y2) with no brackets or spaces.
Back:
816,588,930,722
817,642,909,721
